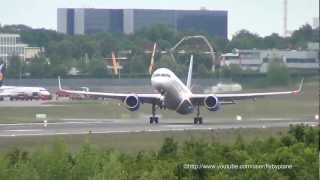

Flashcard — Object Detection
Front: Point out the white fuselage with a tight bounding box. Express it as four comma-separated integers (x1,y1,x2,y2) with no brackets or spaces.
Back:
151,68,194,114
0,86,51,97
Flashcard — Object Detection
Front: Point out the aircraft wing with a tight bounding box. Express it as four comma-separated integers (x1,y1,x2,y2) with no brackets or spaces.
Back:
58,77,162,104
190,79,303,104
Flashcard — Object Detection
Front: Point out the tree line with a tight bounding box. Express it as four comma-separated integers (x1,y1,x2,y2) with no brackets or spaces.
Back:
0,24,318,79
0,124,318,179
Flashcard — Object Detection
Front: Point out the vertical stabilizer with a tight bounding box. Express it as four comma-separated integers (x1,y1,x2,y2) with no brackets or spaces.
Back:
0,63,6,87
186,55,193,89
58,76,62,90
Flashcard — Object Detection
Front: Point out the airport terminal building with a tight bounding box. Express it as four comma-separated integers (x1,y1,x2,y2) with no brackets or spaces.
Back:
57,8,228,39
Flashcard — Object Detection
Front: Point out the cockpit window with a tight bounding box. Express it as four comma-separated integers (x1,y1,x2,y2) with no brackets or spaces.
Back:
154,73,170,77
161,74,170,77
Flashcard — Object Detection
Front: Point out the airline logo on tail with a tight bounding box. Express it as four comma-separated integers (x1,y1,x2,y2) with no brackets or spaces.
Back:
0,64,6,81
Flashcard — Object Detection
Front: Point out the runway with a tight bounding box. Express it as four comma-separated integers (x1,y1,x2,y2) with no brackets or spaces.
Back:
0,118,318,137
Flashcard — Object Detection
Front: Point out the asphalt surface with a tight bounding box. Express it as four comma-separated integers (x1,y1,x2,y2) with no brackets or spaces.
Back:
0,118,318,137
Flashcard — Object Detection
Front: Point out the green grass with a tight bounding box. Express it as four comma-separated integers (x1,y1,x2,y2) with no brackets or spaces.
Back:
0,127,288,153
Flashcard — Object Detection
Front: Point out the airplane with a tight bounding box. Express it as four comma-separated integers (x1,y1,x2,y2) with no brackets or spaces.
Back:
58,55,303,124
0,63,52,101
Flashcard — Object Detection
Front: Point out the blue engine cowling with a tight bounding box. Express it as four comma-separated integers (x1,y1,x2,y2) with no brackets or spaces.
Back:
124,95,140,111
204,95,219,111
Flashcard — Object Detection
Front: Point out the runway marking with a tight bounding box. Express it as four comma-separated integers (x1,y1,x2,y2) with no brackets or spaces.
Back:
0,121,317,137
164,125,194,128
0,121,110,126
6,129,44,132
257,118,294,121
61,118,114,122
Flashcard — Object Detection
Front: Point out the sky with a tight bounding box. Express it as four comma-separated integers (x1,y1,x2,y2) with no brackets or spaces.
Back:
0,0,318,38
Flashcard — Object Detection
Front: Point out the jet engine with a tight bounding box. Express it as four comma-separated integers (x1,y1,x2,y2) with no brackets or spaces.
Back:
204,95,219,111
124,95,140,111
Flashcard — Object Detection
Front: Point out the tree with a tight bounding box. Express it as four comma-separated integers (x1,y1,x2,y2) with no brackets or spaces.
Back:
90,151,128,180
158,137,178,159
229,30,263,49
87,56,108,77
288,124,306,142
266,59,290,85
48,62,69,77
70,144,103,180
27,56,50,77
263,33,288,49
290,24,315,48
30,140,72,180
157,55,186,77
6,55,24,78
127,54,148,76
197,63,210,77
229,64,243,78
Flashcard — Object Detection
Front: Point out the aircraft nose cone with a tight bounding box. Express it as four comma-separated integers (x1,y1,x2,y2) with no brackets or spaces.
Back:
41,91,50,96
151,77,168,91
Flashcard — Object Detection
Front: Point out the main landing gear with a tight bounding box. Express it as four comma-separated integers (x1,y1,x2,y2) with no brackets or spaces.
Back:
194,105,203,124
149,103,159,124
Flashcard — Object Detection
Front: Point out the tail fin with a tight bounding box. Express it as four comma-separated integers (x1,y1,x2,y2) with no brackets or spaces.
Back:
186,55,193,89
58,76,62,90
0,63,6,87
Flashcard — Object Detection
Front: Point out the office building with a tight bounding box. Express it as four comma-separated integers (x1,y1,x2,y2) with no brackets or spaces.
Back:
0,34,42,63
221,48,319,73
57,8,228,39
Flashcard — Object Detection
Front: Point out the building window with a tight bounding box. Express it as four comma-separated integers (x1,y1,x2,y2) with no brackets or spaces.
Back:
286,58,316,63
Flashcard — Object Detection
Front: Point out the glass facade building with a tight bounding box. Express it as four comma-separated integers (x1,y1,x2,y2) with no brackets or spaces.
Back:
57,8,228,39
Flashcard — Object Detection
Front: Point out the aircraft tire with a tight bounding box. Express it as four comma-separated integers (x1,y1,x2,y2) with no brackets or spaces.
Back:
154,117,159,124
193,118,198,124
199,117,203,124
149,117,154,124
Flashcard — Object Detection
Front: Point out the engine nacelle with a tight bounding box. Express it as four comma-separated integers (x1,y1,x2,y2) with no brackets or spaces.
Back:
124,95,140,111
204,95,219,111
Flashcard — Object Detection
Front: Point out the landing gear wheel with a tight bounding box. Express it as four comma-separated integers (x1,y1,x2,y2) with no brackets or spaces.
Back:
154,117,159,124
199,117,203,124
149,103,159,124
193,118,197,124
193,117,203,124
149,117,159,124
194,105,203,124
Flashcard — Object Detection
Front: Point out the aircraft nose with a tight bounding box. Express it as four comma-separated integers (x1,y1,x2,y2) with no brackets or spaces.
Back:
151,77,168,90
41,91,50,96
